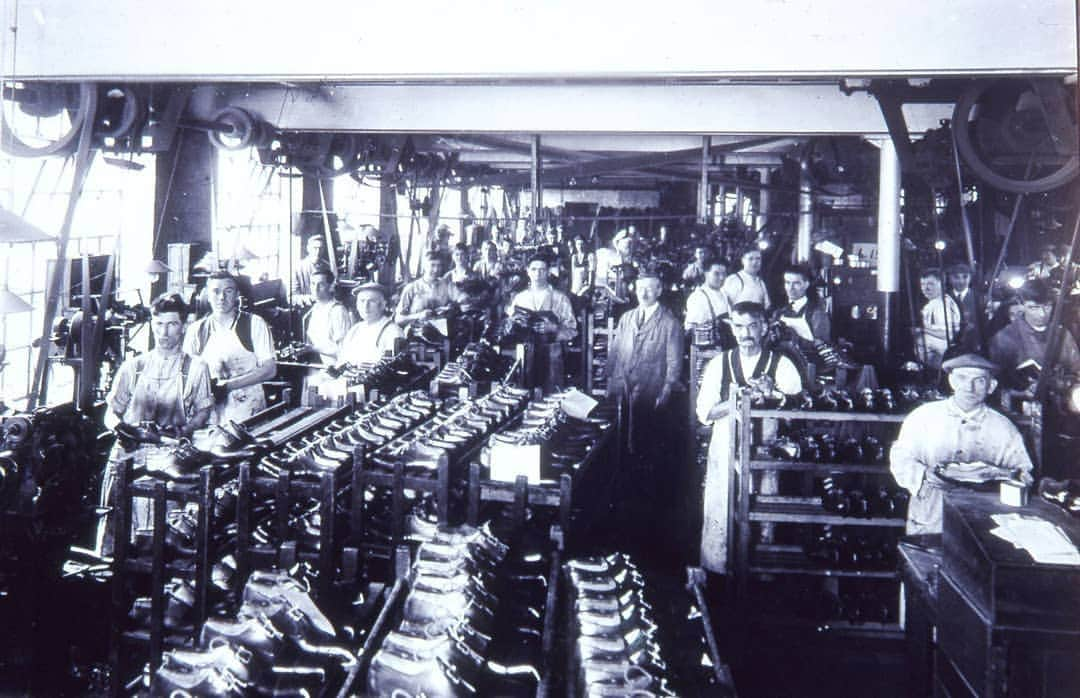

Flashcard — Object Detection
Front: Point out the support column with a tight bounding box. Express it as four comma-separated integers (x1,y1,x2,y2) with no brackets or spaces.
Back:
697,136,710,224
152,131,215,299
876,137,902,358
530,136,542,233
755,167,771,233
797,158,814,263
379,176,402,283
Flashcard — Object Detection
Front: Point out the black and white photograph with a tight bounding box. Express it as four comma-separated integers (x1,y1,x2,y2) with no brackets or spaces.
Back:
0,1,1078,695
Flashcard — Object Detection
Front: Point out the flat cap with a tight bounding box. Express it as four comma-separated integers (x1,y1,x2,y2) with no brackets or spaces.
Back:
352,282,388,299
942,353,998,374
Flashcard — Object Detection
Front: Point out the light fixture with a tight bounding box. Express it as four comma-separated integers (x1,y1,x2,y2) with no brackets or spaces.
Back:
0,205,56,243
757,239,770,251
0,288,32,314
934,240,947,251
145,259,171,274
1007,276,1026,290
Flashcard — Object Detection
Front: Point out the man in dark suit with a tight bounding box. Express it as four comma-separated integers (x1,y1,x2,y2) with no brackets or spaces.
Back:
947,262,981,351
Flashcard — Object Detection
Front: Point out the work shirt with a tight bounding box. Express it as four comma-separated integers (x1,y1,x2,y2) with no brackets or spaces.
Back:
292,256,322,298
183,313,275,424
989,317,1080,388
508,286,578,342
473,259,503,280
305,300,353,364
395,277,463,321
594,247,632,289
921,296,961,342
722,271,771,309
889,399,1033,535
339,317,404,366
443,267,472,284
108,350,214,430
684,285,731,330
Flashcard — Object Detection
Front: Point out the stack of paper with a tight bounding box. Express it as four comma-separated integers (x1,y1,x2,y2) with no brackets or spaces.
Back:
988,513,1080,565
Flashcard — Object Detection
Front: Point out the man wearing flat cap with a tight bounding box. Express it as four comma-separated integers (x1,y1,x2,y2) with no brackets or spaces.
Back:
989,278,1080,390
890,353,1033,534
341,283,403,365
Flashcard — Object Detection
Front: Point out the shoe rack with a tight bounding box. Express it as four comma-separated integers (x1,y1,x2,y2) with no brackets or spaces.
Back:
584,312,615,398
108,460,221,696
731,396,909,639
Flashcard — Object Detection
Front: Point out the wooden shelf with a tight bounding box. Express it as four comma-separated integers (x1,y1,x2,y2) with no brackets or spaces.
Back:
748,459,890,473
741,408,907,423
751,614,904,638
750,548,898,579
748,501,906,527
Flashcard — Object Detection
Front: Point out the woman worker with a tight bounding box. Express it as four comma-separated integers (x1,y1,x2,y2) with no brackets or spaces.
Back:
97,293,214,555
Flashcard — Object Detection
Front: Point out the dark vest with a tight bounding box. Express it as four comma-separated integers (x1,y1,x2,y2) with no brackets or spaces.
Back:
718,349,782,401
192,312,255,354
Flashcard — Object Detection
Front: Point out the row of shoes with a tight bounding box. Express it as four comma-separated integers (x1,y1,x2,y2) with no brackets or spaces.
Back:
802,526,901,570
484,390,614,478
760,432,889,465
148,568,355,697
566,553,676,698
256,391,440,480
368,524,555,697
818,476,910,519
370,385,530,476
435,341,511,388
325,352,428,395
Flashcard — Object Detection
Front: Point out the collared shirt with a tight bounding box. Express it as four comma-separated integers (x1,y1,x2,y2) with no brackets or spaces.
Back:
920,295,961,341
890,398,1033,533
684,285,731,329
340,316,404,365
305,300,354,363
722,271,771,309
638,302,660,326
695,349,802,425
395,277,463,320
508,286,578,341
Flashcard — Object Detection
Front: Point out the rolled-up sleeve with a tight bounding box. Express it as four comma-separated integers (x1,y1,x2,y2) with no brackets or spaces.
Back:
696,355,725,426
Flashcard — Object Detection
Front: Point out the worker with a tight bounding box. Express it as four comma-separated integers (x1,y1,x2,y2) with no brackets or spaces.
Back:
444,243,473,284
292,235,326,306
696,302,802,574
682,246,711,287
684,258,732,339
183,270,277,425
772,264,830,344
98,293,214,555
915,268,961,369
394,250,464,326
890,353,1033,534
507,254,577,392
608,270,684,452
340,283,404,365
473,240,503,280
304,265,353,365
594,228,636,300
722,246,771,309
989,278,1080,390
568,235,595,297
947,262,981,351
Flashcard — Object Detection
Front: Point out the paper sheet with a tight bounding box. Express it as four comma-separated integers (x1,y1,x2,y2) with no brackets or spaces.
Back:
988,513,1080,565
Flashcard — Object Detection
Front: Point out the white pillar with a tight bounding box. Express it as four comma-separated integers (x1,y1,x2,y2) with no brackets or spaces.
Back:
796,159,813,263
876,138,901,293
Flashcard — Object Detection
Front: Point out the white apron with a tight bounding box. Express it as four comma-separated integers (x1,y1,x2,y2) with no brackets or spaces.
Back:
201,327,267,424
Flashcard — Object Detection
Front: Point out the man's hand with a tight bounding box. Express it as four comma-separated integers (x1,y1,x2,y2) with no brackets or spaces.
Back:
211,378,229,402
655,384,672,409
